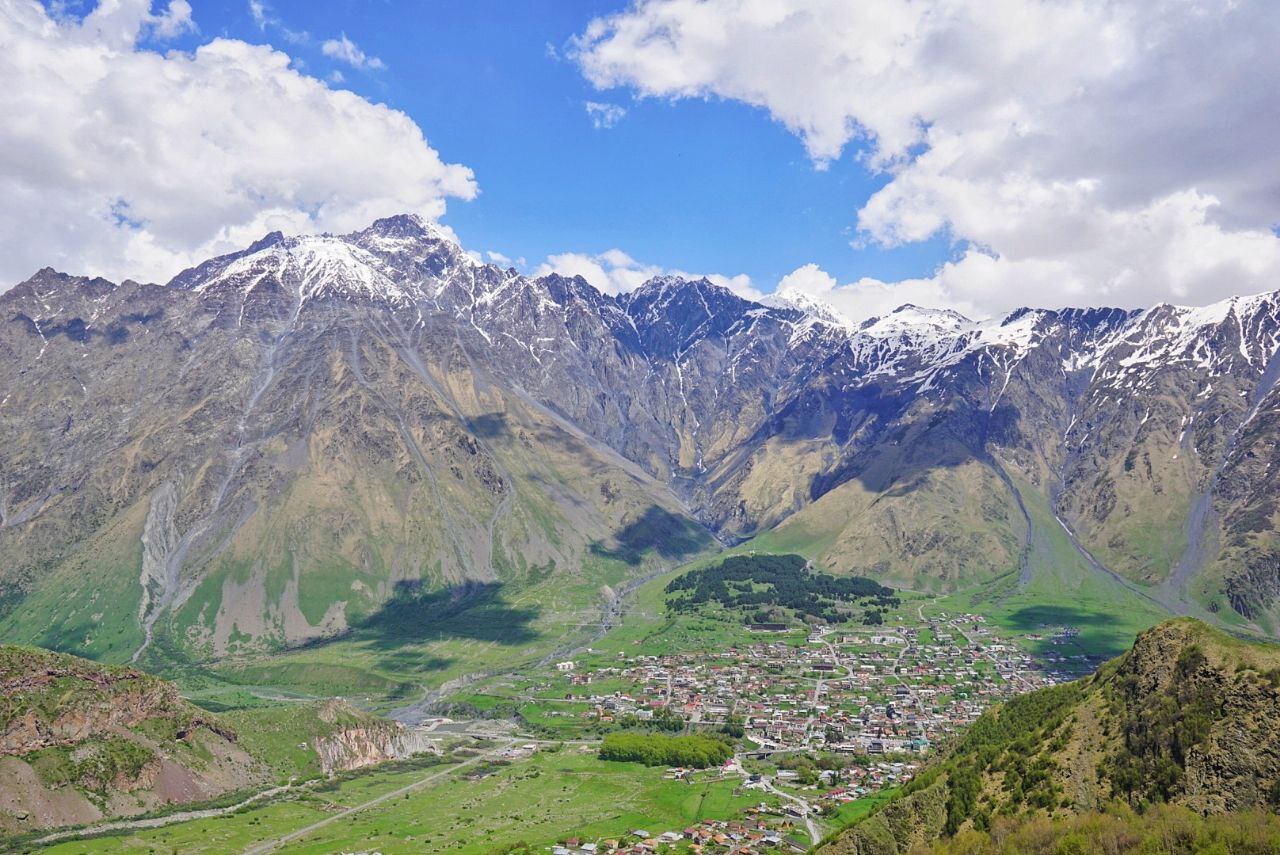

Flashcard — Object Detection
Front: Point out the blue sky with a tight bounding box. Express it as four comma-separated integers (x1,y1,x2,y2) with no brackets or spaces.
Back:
160,0,953,290
8,1,1279,318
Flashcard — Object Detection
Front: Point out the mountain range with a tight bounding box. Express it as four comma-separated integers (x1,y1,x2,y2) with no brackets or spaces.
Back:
3,213,1279,667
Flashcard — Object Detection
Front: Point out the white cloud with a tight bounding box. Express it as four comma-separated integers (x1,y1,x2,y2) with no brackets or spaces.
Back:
321,33,385,71
150,0,193,39
244,0,307,44
584,101,626,130
78,0,194,47
780,262,978,324
533,249,759,299
573,0,1280,314
0,1,475,288
486,250,525,268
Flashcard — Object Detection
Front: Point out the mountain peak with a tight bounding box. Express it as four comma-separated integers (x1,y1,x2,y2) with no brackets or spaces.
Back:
890,303,972,324
247,231,285,253
765,286,852,330
635,273,701,293
366,212,434,238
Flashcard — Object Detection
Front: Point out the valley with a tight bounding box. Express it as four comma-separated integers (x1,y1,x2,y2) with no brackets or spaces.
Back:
6,0,1280,850
0,547,1188,853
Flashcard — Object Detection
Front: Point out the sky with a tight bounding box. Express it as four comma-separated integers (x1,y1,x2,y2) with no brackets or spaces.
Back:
4,0,1280,321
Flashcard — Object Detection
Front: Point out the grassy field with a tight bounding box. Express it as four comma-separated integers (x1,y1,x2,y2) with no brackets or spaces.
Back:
830,787,900,827
37,750,768,854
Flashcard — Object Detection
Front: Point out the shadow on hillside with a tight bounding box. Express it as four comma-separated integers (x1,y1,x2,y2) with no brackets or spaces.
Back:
805,397,1027,501
356,580,540,647
1002,603,1136,663
466,413,509,439
283,580,541,681
590,505,714,566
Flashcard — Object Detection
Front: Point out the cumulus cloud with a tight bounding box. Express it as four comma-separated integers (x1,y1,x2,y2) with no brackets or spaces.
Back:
321,33,385,71
0,0,475,288
584,101,627,129
533,249,759,299
573,0,1280,315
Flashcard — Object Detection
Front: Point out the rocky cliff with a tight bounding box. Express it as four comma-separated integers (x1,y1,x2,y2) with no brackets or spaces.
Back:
309,700,441,774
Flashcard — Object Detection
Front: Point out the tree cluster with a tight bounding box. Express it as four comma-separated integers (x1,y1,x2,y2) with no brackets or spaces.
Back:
665,553,897,623
598,731,733,767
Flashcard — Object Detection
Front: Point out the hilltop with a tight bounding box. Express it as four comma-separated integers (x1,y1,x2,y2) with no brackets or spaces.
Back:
0,645,264,834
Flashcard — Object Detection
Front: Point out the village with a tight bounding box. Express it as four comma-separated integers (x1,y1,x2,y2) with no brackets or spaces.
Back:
528,612,1078,854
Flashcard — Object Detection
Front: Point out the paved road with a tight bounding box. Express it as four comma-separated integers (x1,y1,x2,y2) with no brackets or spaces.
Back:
242,739,516,855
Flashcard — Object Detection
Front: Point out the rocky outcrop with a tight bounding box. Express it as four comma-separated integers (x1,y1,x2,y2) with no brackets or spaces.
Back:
1107,620,1280,814
0,646,231,756
312,724,441,774
0,645,264,835
307,699,441,773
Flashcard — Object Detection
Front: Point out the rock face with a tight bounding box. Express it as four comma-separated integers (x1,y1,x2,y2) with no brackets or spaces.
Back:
1102,620,1280,814
312,723,440,774
0,645,264,835
307,698,441,774
0,646,226,756
822,618,1280,854
2,214,1280,661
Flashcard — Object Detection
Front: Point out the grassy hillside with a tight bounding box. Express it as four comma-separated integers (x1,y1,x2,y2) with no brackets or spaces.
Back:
925,803,1280,854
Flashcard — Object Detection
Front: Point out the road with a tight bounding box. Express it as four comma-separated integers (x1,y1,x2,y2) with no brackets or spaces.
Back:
803,628,842,739
760,777,821,845
243,739,517,855
35,782,299,846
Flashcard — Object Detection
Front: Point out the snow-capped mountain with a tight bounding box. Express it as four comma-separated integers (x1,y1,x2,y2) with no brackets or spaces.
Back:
3,215,1280,664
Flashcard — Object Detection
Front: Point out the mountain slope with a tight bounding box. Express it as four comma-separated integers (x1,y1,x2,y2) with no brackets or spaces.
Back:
0,218,714,671
820,618,1280,854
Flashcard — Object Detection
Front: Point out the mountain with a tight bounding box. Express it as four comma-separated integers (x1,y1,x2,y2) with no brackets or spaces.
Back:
819,618,1280,854
2,214,1280,672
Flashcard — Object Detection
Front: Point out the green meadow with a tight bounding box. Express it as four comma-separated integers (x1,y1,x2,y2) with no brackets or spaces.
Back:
38,750,769,855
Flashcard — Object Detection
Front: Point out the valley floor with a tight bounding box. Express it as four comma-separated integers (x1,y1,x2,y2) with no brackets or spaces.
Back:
15,546,1183,854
